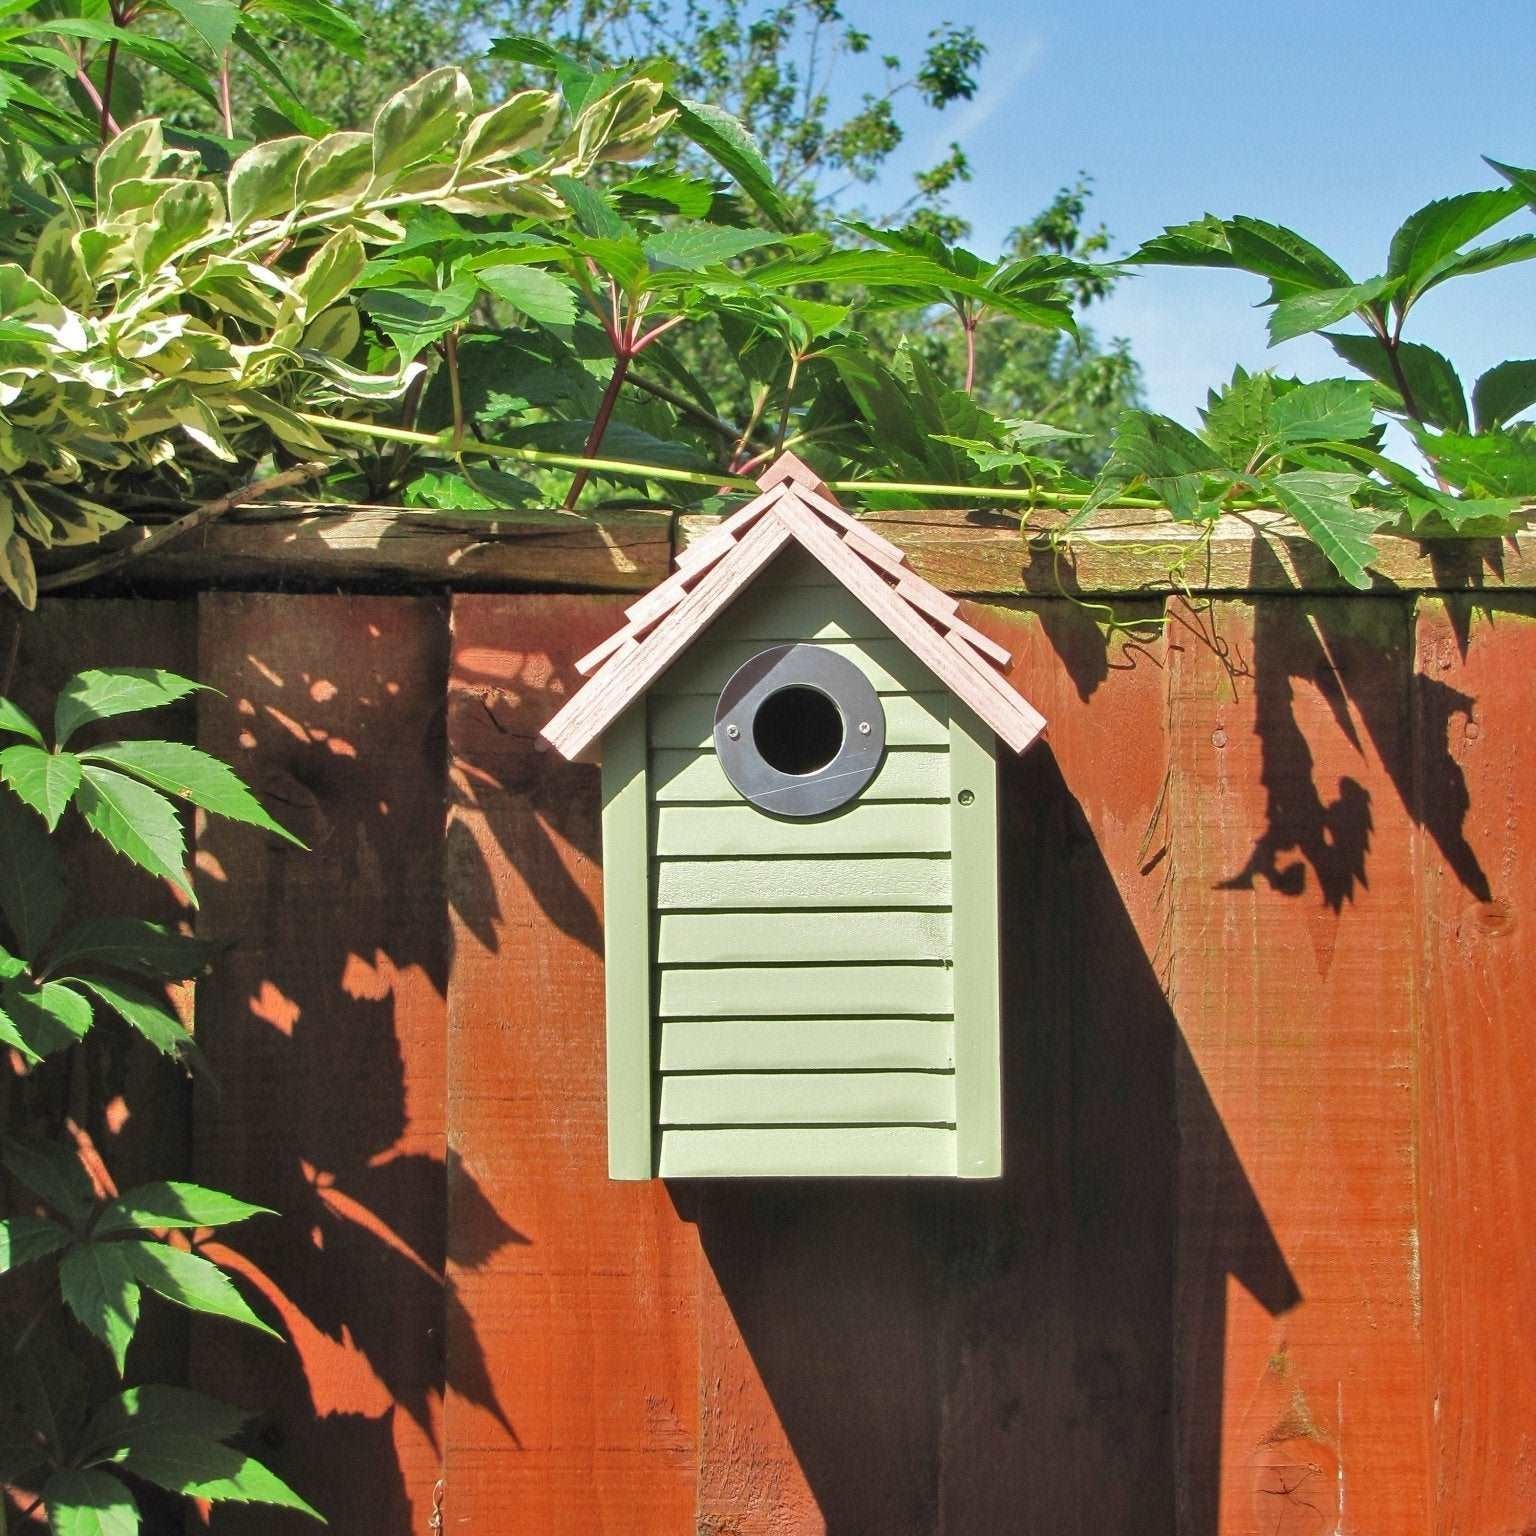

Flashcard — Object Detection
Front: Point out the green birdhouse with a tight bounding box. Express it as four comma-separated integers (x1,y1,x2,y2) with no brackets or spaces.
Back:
541,454,1046,1179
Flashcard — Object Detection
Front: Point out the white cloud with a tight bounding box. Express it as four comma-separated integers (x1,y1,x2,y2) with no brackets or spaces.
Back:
925,35,1044,156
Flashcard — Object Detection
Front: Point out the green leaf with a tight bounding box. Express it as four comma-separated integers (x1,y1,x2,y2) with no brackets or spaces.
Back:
1414,232,1536,299
472,262,579,326
371,66,471,181
226,134,310,229
1269,470,1387,590
136,181,224,277
1324,332,1469,433
46,918,214,981
0,792,66,957
666,96,788,227
75,769,189,899
95,1182,273,1238
1387,188,1526,306
1487,157,1536,210
60,1243,141,1372
358,274,478,357
1267,277,1397,345
1266,379,1378,448
0,744,80,829
54,670,206,748
95,119,163,204
41,1468,139,1536
292,227,364,323
3,979,92,1057
117,1240,280,1337
1081,409,1230,521
160,0,239,53
0,1214,69,1271
1,1136,95,1225
111,1434,320,1517
460,88,557,165
0,697,44,745
642,225,784,271
81,741,301,846
83,1386,248,1455
245,0,362,58
76,978,195,1062
0,999,39,1063
1426,430,1536,498
1472,359,1536,432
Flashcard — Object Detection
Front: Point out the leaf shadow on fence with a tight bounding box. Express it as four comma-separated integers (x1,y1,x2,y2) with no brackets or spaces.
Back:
187,595,523,1536
679,742,1300,1536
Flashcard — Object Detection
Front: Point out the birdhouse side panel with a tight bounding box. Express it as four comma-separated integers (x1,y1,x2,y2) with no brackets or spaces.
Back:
643,552,965,1177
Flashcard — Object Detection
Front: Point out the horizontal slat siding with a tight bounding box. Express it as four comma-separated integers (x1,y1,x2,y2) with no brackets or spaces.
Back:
649,691,947,749
651,747,948,803
658,1126,958,1178
653,802,949,858
659,1018,954,1072
657,909,949,964
654,856,951,909
659,1071,955,1126
658,638,935,696
658,963,952,1018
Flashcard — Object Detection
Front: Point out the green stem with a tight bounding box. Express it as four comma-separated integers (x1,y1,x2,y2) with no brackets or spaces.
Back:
443,330,465,453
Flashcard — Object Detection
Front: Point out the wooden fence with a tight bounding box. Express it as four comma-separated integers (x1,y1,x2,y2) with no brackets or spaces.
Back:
5,503,1535,1535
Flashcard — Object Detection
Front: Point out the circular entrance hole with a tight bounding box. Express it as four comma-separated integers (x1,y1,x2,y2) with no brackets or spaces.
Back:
751,685,844,776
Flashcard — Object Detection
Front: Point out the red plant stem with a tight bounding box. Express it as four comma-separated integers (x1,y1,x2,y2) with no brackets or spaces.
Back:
963,317,978,393
563,352,632,510
94,42,121,140
443,329,465,451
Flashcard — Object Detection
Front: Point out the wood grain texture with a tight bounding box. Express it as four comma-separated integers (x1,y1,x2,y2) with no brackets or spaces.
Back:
600,705,653,1178
658,963,952,1019
661,1125,956,1177
653,800,950,856
654,854,950,910
444,594,699,1533
659,1017,954,1072
1167,595,1427,1536
658,1070,955,1127
947,702,1001,1177
680,503,1536,595
657,636,937,695
1413,596,1536,1535
656,908,950,964
53,505,674,593
191,594,450,1536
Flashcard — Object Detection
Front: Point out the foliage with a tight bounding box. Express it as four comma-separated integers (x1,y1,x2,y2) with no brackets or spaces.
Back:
0,668,317,1530
1073,167,1536,587
0,0,1530,600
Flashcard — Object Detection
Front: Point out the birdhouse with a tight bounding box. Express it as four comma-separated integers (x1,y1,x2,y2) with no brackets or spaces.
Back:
540,454,1046,1179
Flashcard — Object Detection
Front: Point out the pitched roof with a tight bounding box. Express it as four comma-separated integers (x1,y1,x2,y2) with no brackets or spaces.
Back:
539,453,1046,762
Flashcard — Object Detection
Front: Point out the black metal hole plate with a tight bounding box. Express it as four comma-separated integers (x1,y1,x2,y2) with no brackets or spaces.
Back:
713,643,886,817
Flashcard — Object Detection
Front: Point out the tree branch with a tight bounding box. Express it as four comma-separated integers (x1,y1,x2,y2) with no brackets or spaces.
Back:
36,461,330,593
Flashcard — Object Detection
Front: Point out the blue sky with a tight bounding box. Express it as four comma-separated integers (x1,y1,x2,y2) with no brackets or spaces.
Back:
836,0,1536,427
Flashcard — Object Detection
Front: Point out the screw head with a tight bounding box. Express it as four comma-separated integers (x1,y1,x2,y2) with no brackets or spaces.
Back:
958,788,975,806
858,721,871,735
726,723,740,740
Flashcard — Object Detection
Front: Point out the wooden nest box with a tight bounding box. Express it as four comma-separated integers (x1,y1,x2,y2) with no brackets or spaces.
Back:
541,454,1047,1178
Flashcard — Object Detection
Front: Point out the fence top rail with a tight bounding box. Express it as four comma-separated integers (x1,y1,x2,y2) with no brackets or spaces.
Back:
32,499,1536,598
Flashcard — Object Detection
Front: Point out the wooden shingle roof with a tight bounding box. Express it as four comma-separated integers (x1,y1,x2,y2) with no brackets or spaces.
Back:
539,453,1047,762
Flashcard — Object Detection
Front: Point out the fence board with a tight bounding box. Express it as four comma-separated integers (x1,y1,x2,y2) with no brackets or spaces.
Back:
443,594,699,1533
1166,595,1427,1536
1413,596,1536,1536
190,593,450,1535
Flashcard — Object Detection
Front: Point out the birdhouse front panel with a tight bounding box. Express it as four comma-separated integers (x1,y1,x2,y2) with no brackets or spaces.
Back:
539,454,1047,1181
601,546,1003,1179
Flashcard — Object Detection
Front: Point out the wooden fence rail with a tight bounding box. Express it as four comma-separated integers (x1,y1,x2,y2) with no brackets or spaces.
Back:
4,509,1534,1535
